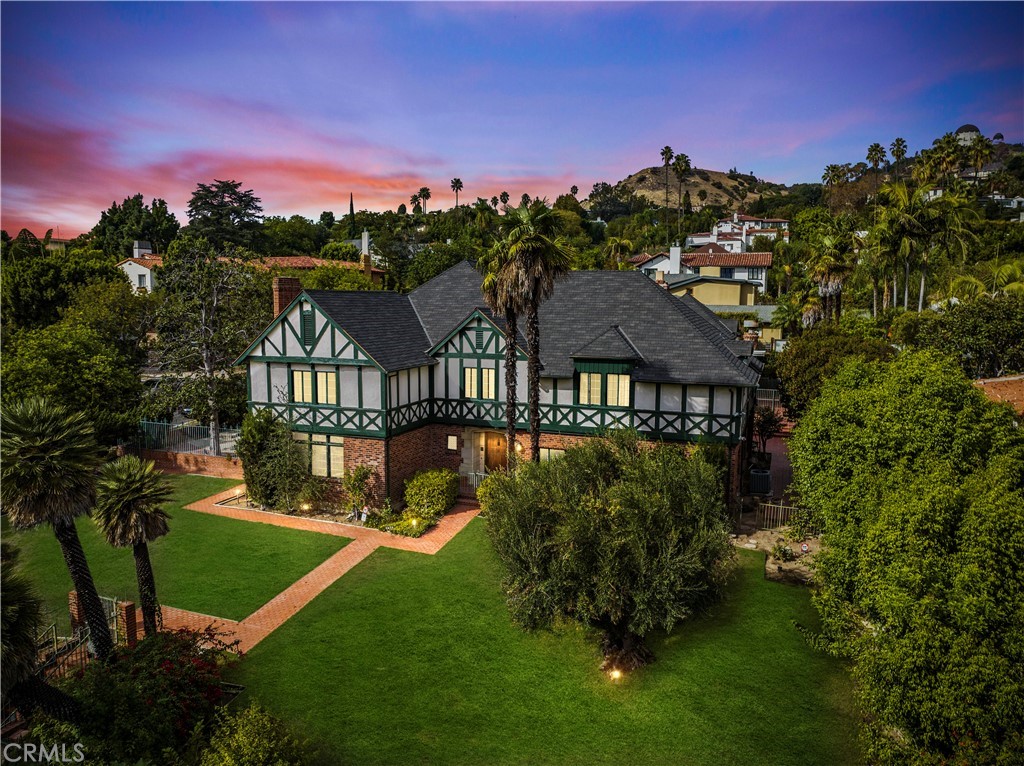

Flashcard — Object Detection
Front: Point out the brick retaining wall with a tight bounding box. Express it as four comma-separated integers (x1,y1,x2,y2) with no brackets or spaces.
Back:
141,449,244,479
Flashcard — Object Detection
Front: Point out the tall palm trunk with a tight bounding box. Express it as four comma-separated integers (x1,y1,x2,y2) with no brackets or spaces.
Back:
903,261,910,309
918,261,928,312
133,542,161,636
872,278,878,318
11,676,81,723
524,299,542,463
53,520,113,661
503,307,519,467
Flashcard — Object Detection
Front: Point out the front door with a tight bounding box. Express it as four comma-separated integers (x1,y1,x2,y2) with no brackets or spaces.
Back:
484,433,508,471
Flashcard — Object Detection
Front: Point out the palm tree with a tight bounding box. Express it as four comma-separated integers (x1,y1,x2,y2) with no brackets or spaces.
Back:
918,190,976,311
969,136,994,184
805,228,855,323
822,164,845,214
866,143,887,194
697,188,708,208
932,133,962,185
499,190,510,207
672,154,691,237
490,195,499,210
479,246,526,465
0,398,113,660
94,456,172,637
2,544,82,721
771,297,804,338
409,193,420,214
890,137,908,178
873,181,940,310
418,187,431,214
450,178,463,208
570,185,579,198
603,237,634,269
492,200,573,461
660,146,674,247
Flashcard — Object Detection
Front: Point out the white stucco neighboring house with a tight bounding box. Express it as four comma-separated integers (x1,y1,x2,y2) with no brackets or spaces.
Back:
117,241,162,293
684,213,790,252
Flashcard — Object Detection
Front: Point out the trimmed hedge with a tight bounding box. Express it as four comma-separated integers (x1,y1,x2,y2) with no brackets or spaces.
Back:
404,468,459,522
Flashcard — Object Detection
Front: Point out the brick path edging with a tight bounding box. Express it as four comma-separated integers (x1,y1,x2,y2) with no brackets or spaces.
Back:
150,484,480,652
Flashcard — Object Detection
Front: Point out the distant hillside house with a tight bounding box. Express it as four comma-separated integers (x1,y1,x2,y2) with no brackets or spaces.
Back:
235,262,761,506
682,244,772,292
663,273,759,307
685,213,790,253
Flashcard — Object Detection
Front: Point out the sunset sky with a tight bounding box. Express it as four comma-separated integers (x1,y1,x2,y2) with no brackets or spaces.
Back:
2,1,1022,237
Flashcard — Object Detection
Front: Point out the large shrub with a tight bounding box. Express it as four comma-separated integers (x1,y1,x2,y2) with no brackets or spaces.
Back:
31,628,236,764
200,704,310,766
789,351,1024,764
404,468,459,522
481,430,734,670
775,325,894,417
235,411,308,511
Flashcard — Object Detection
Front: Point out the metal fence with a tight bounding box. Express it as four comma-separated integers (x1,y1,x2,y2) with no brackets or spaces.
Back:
135,420,240,457
756,501,817,535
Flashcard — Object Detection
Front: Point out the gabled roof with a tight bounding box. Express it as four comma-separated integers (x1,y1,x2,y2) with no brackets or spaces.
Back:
117,255,163,270
304,290,432,371
664,273,760,288
571,326,642,361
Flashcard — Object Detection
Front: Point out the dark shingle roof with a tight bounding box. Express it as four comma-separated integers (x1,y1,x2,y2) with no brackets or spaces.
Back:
304,290,432,371
571,326,642,361
297,261,759,386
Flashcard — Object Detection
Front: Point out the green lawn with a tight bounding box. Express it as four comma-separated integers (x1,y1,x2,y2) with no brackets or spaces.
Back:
232,520,861,766
4,474,349,627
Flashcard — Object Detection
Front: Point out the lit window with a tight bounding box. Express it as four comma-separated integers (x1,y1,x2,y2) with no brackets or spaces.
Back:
539,448,565,462
606,374,630,407
464,367,479,398
292,370,313,403
447,435,459,451
292,432,344,478
481,367,495,399
579,372,602,405
316,371,337,405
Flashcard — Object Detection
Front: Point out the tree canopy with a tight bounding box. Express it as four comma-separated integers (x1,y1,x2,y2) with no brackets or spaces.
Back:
789,351,1024,764
185,179,264,250
480,431,734,671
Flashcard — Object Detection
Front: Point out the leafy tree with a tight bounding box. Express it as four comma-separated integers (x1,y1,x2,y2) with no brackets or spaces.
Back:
450,177,463,208
94,456,171,636
185,179,264,250
482,431,734,670
0,399,114,660
87,194,180,258
2,322,144,442
59,280,154,368
406,238,479,288
752,405,784,453
371,227,418,290
491,200,573,461
153,234,271,454
319,241,360,261
262,214,323,255
1,247,122,331
908,295,1024,378
299,264,378,291
775,325,895,417
789,352,1024,764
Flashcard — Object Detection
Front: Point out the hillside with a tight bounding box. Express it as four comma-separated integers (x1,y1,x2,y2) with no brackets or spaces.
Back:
615,165,790,210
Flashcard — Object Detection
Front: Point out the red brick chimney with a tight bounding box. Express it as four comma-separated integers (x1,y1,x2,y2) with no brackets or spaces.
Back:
273,277,302,316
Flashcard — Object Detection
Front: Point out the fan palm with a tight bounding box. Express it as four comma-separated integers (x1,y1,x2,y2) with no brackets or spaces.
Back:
493,200,573,461
0,398,113,660
480,243,526,465
866,143,887,193
672,154,691,237
409,193,420,213
2,545,82,721
450,177,464,208
890,137,907,178
95,456,172,636
603,237,634,269
969,136,994,184
661,146,674,247
418,187,431,214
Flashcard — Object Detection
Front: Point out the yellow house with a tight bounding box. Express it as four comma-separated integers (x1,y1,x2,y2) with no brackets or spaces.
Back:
664,274,758,306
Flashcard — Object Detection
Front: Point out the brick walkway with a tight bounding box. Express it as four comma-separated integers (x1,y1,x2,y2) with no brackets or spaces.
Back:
154,486,479,652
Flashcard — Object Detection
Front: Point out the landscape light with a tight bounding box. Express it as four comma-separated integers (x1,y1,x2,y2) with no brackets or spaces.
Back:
515,442,523,452
301,503,311,511
609,669,622,681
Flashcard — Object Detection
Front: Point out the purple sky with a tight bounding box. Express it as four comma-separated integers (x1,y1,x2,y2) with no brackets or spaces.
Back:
2,2,1022,237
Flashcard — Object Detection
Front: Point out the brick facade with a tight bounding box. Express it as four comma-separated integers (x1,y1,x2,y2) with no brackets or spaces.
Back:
342,436,387,505
140,449,244,479
387,424,464,506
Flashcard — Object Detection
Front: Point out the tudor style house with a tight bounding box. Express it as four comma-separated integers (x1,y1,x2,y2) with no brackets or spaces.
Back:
235,262,761,505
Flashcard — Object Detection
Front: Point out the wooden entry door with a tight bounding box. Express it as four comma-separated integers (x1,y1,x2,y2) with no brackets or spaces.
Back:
484,433,508,471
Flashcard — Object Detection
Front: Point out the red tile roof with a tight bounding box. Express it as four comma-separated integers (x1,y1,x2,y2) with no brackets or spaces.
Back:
692,243,731,254
683,251,773,268
116,255,163,270
974,375,1024,415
